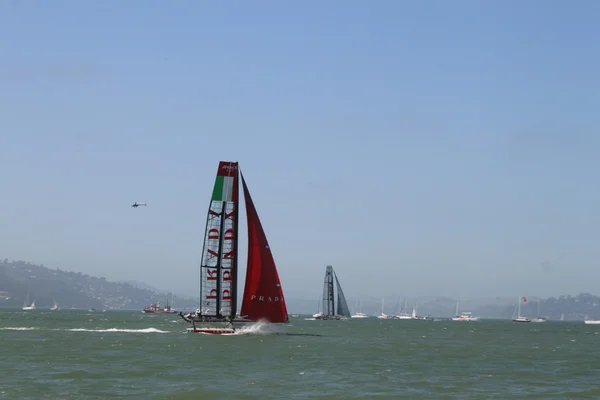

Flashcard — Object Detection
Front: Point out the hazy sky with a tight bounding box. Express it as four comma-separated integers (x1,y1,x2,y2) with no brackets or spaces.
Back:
1,1,599,301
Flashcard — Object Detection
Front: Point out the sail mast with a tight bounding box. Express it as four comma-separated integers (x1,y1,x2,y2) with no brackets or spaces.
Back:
323,266,334,317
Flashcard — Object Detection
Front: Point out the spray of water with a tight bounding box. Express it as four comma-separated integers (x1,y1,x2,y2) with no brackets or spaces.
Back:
234,319,285,335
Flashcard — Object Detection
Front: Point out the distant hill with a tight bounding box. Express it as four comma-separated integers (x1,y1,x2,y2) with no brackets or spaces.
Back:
1,259,599,319
0,259,198,311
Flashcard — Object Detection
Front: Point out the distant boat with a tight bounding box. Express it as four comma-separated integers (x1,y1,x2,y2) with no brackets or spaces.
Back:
312,297,323,319
315,265,351,320
392,297,412,320
531,300,547,323
351,300,369,319
22,291,35,311
376,297,392,320
584,319,600,325
452,302,480,321
512,296,531,323
143,293,177,314
409,304,430,320
50,300,59,311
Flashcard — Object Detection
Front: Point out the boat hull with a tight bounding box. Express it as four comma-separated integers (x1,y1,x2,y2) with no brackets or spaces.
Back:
512,318,531,323
187,327,236,334
186,320,256,334
315,315,344,320
180,312,257,334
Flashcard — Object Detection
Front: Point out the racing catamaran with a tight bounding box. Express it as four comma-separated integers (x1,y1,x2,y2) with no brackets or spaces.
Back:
314,265,351,320
180,161,288,334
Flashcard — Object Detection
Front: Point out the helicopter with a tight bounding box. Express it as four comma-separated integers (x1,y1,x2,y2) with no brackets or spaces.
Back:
131,202,147,208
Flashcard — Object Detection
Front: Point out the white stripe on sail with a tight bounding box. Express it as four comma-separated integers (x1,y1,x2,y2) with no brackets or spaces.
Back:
222,176,234,201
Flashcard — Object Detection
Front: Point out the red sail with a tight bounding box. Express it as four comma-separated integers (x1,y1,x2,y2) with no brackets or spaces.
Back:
240,173,288,323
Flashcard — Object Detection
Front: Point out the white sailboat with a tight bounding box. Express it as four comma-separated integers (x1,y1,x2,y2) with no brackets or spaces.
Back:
312,298,323,319
410,304,430,320
392,297,412,319
50,300,59,311
22,291,35,310
583,312,600,324
452,302,480,321
531,300,547,323
351,300,369,318
377,298,392,319
512,296,530,322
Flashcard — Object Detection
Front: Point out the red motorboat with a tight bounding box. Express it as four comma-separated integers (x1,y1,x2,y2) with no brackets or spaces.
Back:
143,295,177,314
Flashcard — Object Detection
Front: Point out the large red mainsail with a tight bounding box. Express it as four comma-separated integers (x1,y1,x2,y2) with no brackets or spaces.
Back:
239,173,288,323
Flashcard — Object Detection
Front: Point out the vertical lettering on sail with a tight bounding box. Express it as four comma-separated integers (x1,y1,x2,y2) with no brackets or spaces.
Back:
199,162,239,318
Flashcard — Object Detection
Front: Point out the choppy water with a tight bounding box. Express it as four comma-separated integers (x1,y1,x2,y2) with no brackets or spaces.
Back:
1,310,600,399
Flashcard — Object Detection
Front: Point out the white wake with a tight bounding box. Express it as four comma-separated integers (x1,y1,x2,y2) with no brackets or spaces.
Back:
234,320,285,335
67,328,169,333
0,327,168,333
0,327,39,331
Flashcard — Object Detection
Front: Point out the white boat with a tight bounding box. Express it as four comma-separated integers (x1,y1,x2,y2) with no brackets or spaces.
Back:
351,300,369,318
452,302,480,321
512,296,530,322
22,292,35,310
376,298,392,319
531,300,547,323
50,300,59,311
311,298,322,319
453,312,480,321
584,320,600,324
392,297,412,319
409,304,430,320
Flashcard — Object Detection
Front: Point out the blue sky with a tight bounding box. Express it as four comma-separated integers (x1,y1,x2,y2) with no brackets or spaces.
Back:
1,0,599,301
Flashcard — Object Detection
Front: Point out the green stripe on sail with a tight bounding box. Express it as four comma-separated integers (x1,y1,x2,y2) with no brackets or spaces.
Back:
211,176,225,201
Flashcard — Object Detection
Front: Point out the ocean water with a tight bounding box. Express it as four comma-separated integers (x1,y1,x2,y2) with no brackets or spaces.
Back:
1,310,599,399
